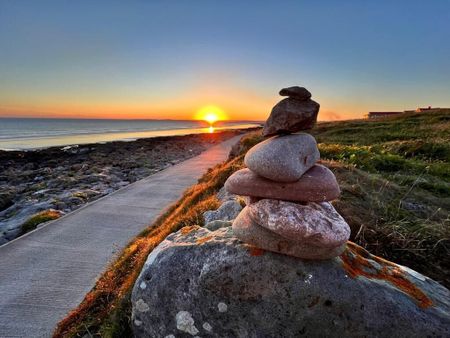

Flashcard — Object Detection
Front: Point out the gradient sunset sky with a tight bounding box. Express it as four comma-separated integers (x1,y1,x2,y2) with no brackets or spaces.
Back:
1,1,449,121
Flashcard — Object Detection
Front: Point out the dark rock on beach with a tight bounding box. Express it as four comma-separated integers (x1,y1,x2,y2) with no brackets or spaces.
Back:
0,190,14,212
132,225,450,337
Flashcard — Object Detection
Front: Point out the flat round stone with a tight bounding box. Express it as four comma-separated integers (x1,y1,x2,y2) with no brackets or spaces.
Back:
263,98,320,137
244,133,319,183
232,207,346,259
247,199,350,248
279,86,311,100
225,164,340,202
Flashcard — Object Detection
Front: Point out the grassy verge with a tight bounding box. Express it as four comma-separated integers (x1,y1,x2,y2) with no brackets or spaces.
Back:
54,112,449,337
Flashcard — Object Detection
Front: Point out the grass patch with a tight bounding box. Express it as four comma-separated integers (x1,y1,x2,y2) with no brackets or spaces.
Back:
314,110,450,146
20,210,61,235
313,111,449,286
314,111,450,198
329,162,449,286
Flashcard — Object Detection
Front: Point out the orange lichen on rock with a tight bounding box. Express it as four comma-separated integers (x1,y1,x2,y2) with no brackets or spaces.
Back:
181,225,197,235
196,235,213,245
340,242,433,309
246,245,266,256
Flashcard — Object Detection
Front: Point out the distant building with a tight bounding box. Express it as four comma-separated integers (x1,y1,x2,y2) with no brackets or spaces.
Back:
367,106,449,119
367,111,403,119
414,106,446,113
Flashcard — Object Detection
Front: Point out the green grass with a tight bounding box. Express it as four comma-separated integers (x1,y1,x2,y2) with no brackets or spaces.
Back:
311,110,450,286
54,111,449,337
20,210,61,235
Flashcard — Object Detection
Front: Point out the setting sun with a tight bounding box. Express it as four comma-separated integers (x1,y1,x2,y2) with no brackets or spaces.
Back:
194,105,227,125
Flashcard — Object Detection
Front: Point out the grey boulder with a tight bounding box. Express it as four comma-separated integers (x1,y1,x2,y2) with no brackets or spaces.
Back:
216,186,238,202
204,220,232,231
263,98,320,136
244,133,320,182
132,226,450,338
0,200,53,243
203,200,242,224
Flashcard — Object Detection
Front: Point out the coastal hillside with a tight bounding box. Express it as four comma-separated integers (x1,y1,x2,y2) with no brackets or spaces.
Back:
55,110,449,337
313,109,450,284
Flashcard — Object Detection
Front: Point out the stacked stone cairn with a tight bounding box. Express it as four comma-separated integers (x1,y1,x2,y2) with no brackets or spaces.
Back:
225,86,351,259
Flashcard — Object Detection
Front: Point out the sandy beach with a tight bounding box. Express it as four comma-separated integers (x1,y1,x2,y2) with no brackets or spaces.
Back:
0,129,251,244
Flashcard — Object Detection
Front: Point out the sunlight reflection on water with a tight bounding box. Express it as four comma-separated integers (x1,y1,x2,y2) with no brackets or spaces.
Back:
0,124,259,150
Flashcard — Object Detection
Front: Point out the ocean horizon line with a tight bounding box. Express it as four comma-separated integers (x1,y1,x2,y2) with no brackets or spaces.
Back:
0,116,264,123
0,119,261,151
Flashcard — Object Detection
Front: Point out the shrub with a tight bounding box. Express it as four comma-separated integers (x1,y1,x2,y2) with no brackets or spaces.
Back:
20,210,61,235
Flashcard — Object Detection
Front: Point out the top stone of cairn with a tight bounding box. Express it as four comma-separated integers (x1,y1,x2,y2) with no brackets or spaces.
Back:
262,86,319,137
279,86,311,100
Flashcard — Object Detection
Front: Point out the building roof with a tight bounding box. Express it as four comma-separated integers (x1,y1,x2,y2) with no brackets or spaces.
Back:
368,112,402,115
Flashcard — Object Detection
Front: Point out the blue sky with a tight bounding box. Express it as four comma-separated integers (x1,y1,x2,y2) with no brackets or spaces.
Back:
0,0,449,120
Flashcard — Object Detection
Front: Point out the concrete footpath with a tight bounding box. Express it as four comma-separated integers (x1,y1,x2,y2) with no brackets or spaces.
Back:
0,134,242,337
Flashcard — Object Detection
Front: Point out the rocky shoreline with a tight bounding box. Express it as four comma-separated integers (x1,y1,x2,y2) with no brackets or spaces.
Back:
0,130,248,244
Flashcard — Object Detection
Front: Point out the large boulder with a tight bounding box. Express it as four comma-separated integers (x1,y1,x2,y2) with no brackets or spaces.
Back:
132,226,450,338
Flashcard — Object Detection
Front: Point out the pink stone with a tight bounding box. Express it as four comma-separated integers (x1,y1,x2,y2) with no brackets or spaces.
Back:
225,164,340,202
232,207,346,260
247,199,350,248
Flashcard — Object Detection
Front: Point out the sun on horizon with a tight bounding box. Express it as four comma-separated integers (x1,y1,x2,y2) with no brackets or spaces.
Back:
194,105,227,125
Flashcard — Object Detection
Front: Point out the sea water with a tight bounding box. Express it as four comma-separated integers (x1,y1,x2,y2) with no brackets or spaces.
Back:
0,118,260,150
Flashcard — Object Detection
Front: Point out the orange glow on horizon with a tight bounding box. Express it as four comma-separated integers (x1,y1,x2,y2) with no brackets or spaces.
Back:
0,81,368,122
194,105,227,124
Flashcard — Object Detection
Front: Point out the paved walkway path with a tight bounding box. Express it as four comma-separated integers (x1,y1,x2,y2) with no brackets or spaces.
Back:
0,135,242,337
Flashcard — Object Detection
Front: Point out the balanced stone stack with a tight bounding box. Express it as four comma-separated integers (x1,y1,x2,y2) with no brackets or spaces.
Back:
225,86,351,259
